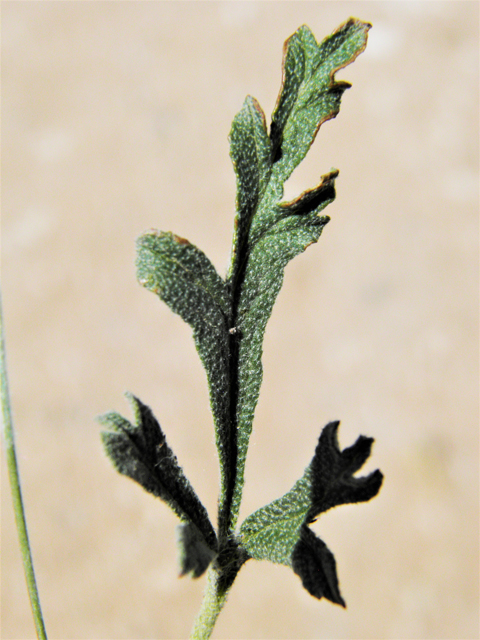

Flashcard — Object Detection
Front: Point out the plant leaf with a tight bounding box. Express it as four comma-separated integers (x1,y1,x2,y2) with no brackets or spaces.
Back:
270,19,371,182
129,19,372,536
135,232,234,498
239,421,383,604
291,525,345,607
100,394,218,573
226,19,371,525
229,95,272,273
238,473,312,565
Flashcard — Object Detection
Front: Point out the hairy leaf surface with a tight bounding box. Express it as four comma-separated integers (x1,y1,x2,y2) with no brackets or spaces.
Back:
270,19,371,182
100,394,218,570
227,18,370,522
136,232,234,492
101,20,381,607
239,422,383,604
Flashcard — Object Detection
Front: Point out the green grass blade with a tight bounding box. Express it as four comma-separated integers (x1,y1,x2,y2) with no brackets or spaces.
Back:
0,293,48,640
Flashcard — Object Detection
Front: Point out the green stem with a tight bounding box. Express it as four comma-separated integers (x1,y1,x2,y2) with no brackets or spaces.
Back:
0,293,48,640
190,566,230,640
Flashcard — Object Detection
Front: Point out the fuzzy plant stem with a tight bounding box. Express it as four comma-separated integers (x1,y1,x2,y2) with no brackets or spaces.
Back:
0,293,48,640
190,565,232,640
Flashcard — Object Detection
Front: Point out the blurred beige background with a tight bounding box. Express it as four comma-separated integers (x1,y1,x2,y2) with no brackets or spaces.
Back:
1,2,478,639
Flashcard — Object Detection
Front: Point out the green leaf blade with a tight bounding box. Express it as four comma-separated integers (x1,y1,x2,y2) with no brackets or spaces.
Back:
136,232,234,496
240,474,311,565
271,19,371,182
229,96,272,277
100,394,218,562
239,421,383,604
225,21,371,523
230,174,335,521
101,20,381,621
136,231,230,323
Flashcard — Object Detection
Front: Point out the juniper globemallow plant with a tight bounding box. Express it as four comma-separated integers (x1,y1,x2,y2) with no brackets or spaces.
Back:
100,18,383,639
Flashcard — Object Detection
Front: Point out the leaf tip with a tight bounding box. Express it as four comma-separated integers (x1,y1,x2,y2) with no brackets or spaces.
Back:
292,526,346,606
172,233,190,246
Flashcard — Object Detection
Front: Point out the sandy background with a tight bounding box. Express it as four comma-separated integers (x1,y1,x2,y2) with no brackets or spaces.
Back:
1,2,478,639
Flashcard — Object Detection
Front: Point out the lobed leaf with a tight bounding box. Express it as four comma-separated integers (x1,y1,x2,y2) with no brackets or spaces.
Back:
226,19,371,523
239,421,383,604
270,19,371,182
110,18,374,548
136,232,234,494
101,19,381,614
100,394,217,574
